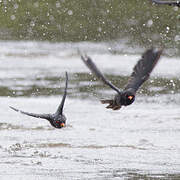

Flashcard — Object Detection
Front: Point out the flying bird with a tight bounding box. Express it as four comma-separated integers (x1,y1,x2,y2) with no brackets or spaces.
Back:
10,72,68,128
81,48,162,110
150,0,180,7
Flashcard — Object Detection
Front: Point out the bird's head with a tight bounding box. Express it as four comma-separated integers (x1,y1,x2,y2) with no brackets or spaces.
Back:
121,91,135,106
50,115,66,129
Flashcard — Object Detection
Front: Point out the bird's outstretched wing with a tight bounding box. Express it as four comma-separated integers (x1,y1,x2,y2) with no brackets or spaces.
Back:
81,55,121,94
124,48,163,92
55,72,68,115
9,106,51,120
150,0,180,7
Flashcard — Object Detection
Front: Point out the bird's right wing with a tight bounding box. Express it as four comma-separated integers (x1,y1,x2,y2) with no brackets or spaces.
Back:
150,0,180,7
81,55,121,94
9,106,51,120
124,48,163,92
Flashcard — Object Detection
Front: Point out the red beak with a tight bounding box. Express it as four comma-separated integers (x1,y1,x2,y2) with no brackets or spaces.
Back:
60,123,65,127
128,96,133,100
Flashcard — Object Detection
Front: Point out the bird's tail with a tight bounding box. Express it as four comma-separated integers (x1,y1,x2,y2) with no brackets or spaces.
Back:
100,99,121,110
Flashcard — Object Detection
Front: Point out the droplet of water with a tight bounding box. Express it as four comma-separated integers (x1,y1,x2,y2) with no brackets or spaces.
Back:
174,35,180,42
56,2,61,8
14,3,19,9
10,15,16,20
147,19,153,27
67,10,73,15
166,26,170,33
30,21,35,27
34,2,39,8
98,27,102,32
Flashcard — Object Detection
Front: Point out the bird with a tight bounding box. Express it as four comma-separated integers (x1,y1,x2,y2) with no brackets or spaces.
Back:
10,72,68,128
150,0,180,7
81,48,163,110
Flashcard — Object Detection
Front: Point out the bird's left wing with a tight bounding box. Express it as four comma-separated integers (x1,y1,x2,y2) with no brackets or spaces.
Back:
10,106,51,120
81,55,121,94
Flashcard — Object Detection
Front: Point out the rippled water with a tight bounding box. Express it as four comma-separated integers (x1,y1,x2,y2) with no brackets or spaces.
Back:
0,41,180,179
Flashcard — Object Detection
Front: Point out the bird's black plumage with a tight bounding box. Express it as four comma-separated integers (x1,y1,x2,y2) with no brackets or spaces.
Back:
10,72,68,128
81,48,162,110
150,0,180,7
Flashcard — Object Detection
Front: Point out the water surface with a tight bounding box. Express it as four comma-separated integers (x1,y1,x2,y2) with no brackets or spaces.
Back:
0,41,180,179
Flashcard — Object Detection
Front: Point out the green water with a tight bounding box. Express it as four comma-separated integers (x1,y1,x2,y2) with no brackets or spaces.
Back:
0,0,180,55
1,73,180,98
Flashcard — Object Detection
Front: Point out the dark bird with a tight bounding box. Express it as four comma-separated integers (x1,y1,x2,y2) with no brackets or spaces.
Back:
81,48,162,110
10,72,68,128
150,0,180,7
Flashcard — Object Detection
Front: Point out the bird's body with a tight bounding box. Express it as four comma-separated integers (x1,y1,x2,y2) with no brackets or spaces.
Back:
150,0,180,7
10,72,68,128
81,48,162,110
